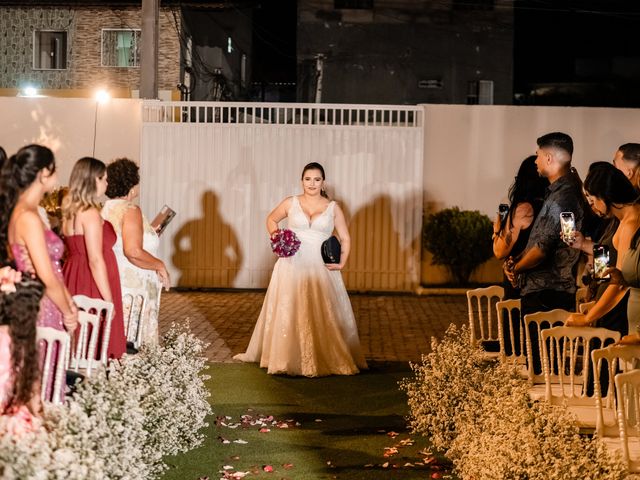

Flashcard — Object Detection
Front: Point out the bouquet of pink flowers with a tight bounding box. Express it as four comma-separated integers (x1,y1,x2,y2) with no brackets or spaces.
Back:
270,228,301,257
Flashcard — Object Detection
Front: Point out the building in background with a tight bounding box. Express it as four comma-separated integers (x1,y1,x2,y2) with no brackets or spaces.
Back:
0,0,181,99
0,0,255,100
297,0,514,105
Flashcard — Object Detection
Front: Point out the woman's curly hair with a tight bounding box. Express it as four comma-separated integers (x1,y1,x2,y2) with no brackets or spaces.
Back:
105,158,140,199
1,278,44,412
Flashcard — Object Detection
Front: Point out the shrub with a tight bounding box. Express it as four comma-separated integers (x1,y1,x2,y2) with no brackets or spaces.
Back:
422,207,493,285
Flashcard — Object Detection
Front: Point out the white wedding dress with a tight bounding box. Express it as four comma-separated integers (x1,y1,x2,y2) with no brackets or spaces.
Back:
234,196,368,376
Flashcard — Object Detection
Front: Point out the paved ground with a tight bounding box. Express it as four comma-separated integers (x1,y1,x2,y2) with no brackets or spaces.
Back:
158,290,468,363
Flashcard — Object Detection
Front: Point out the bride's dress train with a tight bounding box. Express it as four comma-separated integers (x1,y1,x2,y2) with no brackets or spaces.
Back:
234,196,368,376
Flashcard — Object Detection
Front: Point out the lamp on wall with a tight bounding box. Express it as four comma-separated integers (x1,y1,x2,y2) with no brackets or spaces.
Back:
93,89,111,156
18,85,45,97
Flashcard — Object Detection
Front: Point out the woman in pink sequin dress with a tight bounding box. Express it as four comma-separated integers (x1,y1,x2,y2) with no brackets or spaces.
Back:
0,145,79,402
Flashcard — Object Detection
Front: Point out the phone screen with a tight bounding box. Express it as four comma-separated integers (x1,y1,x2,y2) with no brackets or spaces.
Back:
560,212,575,243
498,204,509,221
593,244,610,280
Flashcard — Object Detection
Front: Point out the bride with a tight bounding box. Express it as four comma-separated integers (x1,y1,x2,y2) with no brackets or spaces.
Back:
234,162,368,376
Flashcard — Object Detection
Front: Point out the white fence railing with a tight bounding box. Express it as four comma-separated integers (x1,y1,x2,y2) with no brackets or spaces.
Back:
142,101,423,128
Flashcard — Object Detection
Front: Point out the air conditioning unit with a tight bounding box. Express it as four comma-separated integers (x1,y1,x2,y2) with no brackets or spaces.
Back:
478,80,494,105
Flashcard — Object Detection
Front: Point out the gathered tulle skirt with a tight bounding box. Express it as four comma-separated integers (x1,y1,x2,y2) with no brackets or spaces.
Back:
234,251,367,377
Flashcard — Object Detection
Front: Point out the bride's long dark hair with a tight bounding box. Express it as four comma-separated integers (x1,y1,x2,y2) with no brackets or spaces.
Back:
301,162,329,199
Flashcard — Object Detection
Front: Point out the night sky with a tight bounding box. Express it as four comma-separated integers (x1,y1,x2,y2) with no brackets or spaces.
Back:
512,0,640,105
251,0,640,106
252,0,297,83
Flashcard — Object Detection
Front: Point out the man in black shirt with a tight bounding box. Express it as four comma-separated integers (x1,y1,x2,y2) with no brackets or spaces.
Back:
505,132,585,372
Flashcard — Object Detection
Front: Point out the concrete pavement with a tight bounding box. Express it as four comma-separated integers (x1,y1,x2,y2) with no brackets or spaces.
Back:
158,290,468,363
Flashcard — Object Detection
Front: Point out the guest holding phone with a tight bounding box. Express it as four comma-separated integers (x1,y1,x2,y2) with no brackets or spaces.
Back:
565,163,640,337
504,133,586,374
493,155,548,299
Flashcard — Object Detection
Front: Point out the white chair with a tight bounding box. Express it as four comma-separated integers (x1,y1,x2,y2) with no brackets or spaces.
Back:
121,287,148,349
593,344,640,438
36,326,70,405
496,299,525,365
540,326,620,429
70,310,100,377
579,301,596,314
466,286,504,359
73,295,114,365
523,309,570,401
610,370,640,472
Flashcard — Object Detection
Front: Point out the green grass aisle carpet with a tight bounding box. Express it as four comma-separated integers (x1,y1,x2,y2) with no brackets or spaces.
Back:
162,362,455,480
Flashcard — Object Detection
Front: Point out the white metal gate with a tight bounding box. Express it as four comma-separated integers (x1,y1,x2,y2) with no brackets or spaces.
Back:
140,101,423,291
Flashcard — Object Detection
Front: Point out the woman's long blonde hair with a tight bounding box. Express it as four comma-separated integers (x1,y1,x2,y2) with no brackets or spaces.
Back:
62,157,106,221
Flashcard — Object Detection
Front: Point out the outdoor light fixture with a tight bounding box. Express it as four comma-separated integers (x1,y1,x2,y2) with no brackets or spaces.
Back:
18,86,45,97
95,89,111,103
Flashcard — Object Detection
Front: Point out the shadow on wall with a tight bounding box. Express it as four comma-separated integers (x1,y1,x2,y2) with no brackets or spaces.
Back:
171,190,243,287
343,194,417,291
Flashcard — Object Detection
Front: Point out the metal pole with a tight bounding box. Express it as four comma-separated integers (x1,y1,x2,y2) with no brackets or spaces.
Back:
140,0,159,99
314,54,324,103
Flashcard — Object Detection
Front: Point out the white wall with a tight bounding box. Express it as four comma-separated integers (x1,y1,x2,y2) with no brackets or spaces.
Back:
422,104,640,217
0,97,141,183
421,104,640,284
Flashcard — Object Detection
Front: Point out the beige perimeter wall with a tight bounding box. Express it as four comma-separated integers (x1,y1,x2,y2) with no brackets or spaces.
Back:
421,104,640,285
3,98,640,289
0,97,141,183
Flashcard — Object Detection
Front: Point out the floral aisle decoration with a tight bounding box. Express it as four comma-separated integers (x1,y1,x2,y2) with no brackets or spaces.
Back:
401,323,627,480
399,323,509,451
112,322,212,475
0,323,211,480
45,369,147,480
0,416,51,480
450,383,626,480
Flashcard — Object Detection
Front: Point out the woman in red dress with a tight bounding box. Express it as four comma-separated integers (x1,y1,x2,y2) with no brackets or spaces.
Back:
62,157,126,359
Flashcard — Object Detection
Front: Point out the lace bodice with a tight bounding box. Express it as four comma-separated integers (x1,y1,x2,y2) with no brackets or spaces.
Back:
287,196,335,241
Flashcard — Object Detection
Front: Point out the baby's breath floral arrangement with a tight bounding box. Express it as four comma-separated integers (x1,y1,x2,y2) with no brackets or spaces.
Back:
111,322,212,475
0,416,51,480
0,323,211,479
400,324,505,451
401,323,628,480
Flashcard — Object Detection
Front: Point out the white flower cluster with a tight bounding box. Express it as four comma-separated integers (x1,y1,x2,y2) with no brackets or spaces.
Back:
0,322,212,480
400,323,627,480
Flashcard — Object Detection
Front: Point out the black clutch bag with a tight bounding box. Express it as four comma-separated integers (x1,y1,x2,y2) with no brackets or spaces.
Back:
321,235,341,264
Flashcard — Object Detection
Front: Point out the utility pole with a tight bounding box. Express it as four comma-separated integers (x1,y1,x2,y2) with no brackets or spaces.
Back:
314,54,325,103
140,0,159,99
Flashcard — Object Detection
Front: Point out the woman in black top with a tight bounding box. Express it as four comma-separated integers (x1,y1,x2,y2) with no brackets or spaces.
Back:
493,155,549,299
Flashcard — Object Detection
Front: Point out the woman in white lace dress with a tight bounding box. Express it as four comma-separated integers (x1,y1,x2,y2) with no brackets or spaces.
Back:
101,158,170,346
234,162,367,376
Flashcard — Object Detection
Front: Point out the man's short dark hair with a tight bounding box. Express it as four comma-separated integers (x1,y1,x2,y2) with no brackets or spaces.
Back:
537,132,574,157
619,143,640,165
